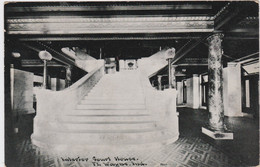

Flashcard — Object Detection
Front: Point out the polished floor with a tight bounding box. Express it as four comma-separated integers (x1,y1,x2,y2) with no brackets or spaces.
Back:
5,107,259,167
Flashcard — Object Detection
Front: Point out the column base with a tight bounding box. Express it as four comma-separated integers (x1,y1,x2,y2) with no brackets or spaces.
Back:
202,127,233,140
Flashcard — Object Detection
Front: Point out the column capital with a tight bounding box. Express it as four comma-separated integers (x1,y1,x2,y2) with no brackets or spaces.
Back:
207,33,224,43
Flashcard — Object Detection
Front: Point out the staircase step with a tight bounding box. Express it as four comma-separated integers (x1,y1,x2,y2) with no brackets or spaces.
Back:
38,121,158,131
86,93,144,98
72,109,148,115
84,96,144,101
76,104,146,110
32,127,179,146
80,99,145,105
90,89,143,93
59,115,153,123
88,93,144,97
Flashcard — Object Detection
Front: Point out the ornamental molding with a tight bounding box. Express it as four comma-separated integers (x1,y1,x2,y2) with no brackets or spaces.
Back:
8,21,213,29
6,4,212,12
7,16,214,23
7,17,214,34
19,36,201,41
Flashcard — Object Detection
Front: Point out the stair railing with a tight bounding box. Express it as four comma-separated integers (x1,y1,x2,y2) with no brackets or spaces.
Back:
138,54,178,131
34,60,104,120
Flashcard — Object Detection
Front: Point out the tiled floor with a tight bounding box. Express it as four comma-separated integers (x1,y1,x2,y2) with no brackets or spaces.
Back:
5,108,259,167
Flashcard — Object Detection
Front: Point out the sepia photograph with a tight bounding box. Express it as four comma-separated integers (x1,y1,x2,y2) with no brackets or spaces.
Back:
3,0,260,166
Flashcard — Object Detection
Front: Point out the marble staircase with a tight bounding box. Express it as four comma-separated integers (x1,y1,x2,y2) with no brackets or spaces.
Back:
32,70,179,151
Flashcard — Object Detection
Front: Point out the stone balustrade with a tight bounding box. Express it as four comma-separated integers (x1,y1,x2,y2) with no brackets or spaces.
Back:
137,50,179,135
33,60,104,121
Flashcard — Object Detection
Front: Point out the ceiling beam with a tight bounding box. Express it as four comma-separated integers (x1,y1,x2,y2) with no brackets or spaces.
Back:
6,16,214,35
21,59,65,67
22,43,73,66
171,38,204,65
214,2,256,31
176,63,208,66
232,52,259,63
18,36,201,41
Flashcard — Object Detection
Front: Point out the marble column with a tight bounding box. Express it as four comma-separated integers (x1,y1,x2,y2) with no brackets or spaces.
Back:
158,75,162,91
65,65,72,87
202,33,233,140
171,65,177,89
10,64,14,111
207,33,224,131
202,33,234,140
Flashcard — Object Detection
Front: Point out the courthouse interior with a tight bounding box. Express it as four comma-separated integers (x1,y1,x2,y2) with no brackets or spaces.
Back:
4,1,259,167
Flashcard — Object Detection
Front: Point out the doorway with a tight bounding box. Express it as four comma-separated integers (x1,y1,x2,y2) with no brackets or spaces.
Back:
242,74,259,118
201,74,208,107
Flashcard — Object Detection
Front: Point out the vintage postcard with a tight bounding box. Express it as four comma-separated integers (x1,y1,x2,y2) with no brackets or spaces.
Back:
3,0,259,167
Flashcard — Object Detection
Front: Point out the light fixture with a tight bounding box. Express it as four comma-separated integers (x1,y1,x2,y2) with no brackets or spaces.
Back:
39,50,52,61
12,52,21,58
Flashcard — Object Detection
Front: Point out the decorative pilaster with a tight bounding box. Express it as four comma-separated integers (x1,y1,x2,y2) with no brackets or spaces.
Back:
65,65,72,87
202,33,233,140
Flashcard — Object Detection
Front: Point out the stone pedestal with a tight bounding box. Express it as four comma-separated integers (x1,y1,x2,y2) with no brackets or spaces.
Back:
202,33,233,140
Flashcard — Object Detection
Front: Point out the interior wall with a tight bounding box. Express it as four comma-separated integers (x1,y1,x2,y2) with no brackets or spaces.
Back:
185,75,200,109
12,69,35,115
51,78,66,91
193,75,200,109
223,63,243,117
177,81,183,105
186,77,193,108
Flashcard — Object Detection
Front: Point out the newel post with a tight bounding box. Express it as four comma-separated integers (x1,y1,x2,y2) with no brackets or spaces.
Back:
39,50,52,89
